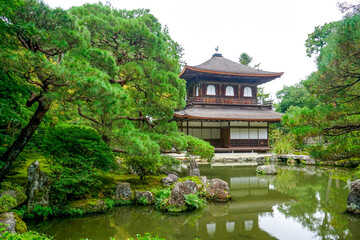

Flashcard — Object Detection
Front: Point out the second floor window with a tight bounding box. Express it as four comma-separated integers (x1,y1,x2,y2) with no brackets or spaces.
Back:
244,87,252,97
195,86,199,96
225,86,234,96
207,85,216,95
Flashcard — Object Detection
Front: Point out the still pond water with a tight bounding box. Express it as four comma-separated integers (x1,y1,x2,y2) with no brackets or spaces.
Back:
28,164,360,240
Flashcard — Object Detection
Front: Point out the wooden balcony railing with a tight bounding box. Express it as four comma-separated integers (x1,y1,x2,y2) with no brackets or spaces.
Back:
186,97,272,106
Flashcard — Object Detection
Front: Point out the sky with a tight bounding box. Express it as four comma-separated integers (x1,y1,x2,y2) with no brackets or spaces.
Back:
44,0,357,99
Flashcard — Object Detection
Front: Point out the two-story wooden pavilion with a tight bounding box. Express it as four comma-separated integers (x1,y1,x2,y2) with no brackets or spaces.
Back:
174,53,283,152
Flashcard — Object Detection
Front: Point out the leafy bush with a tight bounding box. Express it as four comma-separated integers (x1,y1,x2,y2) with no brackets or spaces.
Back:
153,188,171,210
184,193,204,210
0,224,52,240
0,195,17,214
138,196,149,205
184,134,214,161
271,129,295,154
42,124,116,198
18,204,85,220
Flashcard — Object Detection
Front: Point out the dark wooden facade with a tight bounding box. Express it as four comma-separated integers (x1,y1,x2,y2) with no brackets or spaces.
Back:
174,53,283,152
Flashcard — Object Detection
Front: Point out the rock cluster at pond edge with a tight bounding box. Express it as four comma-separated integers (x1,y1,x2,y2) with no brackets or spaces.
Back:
347,179,360,215
256,165,277,175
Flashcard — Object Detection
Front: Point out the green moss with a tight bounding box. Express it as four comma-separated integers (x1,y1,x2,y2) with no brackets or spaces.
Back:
6,152,50,186
68,199,107,214
178,176,202,185
14,213,27,234
97,173,167,196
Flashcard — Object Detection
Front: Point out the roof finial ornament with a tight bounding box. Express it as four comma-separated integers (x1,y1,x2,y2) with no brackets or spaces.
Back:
215,46,219,52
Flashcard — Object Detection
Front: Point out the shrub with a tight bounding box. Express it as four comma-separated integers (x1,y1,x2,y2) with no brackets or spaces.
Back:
153,188,171,210
271,129,295,154
42,124,116,199
184,193,204,210
0,223,52,240
0,195,17,214
138,196,149,205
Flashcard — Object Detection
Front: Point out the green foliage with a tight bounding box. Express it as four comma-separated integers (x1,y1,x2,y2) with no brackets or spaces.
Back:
239,52,253,66
42,124,115,198
17,204,85,219
153,188,171,210
183,135,214,161
128,233,166,240
138,196,150,205
275,81,318,113
0,182,26,213
184,193,204,210
257,86,271,105
282,12,360,162
0,195,17,214
238,52,261,68
271,129,295,154
305,22,336,57
0,224,52,240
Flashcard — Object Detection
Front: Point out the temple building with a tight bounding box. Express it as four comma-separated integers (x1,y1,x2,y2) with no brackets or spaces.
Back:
174,53,283,152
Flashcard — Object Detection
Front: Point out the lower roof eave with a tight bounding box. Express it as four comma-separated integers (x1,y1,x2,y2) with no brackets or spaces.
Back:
173,114,281,122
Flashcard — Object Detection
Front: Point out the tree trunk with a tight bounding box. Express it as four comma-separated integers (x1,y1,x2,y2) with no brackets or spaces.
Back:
0,101,50,181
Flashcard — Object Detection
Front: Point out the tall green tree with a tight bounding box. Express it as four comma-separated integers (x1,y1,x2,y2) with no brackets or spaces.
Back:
238,52,261,69
67,4,213,180
275,81,318,113
0,1,214,182
283,10,360,161
0,0,82,180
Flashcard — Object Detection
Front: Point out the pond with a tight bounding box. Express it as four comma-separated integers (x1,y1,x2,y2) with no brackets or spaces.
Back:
28,164,360,240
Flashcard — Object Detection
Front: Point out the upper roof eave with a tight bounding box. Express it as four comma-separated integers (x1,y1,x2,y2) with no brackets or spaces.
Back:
179,66,284,78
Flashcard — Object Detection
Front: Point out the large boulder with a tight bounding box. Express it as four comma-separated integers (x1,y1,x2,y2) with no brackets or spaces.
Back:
27,161,51,212
256,165,277,175
134,191,154,205
161,174,178,186
206,178,231,202
115,182,132,201
0,212,27,234
346,179,360,215
168,181,197,207
187,158,200,176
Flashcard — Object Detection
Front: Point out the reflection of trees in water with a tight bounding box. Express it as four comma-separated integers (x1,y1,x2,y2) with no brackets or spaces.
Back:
109,205,205,240
274,167,354,239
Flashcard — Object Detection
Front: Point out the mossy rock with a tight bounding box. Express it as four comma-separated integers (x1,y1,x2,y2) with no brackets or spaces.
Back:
14,212,27,234
0,182,27,213
0,212,27,234
68,199,107,214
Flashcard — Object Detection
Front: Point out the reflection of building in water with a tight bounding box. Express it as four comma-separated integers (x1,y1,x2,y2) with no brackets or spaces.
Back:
198,165,292,239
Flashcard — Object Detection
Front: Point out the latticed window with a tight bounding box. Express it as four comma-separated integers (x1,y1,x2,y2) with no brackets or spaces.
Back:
244,87,252,97
207,85,216,95
225,86,234,96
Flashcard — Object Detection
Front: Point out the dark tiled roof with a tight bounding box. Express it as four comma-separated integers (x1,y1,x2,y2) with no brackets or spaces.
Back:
174,107,282,121
191,54,281,76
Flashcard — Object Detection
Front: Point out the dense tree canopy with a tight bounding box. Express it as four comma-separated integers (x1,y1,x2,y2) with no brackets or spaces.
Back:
281,9,360,161
0,0,214,182
275,81,318,113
